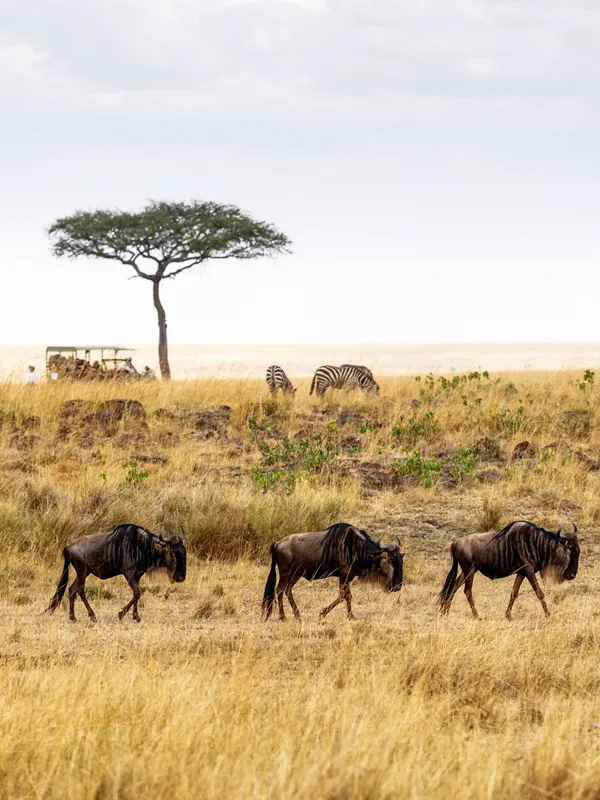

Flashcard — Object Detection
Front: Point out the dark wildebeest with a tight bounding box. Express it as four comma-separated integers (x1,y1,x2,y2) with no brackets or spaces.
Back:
46,524,187,622
262,522,403,621
438,520,579,620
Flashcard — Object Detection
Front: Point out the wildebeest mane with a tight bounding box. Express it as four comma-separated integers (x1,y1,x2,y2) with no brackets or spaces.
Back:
320,522,380,576
105,524,160,570
492,520,562,542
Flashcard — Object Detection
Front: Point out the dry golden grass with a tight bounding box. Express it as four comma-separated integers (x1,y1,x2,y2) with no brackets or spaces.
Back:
1,370,600,798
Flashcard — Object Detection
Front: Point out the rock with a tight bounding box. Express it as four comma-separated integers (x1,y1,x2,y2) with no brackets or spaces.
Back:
477,469,504,484
96,399,147,422
21,416,40,431
439,477,458,490
203,466,245,482
156,431,180,447
9,432,40,451
334,459,417,491
337,410,363,426
573,449,600,471
189,408,231,439
542,440,563,452
128,453,168,465
153,408,174,420
472,436,502,461
59,400,94,420
340,436,362,453
512,441,535,460
59,399,148,439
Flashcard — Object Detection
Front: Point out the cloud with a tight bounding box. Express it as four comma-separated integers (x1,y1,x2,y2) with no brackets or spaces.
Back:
463,56,497,78
1,0,599,122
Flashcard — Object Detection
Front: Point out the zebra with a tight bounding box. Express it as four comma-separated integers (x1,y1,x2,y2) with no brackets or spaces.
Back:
266,365,296,396
309,365,380,398
340,364,374,380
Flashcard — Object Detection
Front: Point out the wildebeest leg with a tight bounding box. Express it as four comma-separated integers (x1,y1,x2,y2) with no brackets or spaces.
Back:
285,573,302,621
463,570,479,619
319,578,346,619
68,574,81,622
343,583,355,620
118,574,142,622
276,574,287,621
505,573,525,621
78,577,97,622
442,571,465,614
524,567,550,617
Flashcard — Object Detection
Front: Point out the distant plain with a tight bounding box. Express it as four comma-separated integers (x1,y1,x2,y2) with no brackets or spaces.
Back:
3,341,600,380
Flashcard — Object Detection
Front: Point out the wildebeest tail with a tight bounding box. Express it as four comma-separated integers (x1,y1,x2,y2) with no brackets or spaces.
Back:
46,551,70,613
262,544,278,619
309,375,316,395
438,543,459,613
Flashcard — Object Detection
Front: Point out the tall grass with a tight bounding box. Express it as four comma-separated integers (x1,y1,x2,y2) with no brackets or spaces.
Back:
1,371,600,797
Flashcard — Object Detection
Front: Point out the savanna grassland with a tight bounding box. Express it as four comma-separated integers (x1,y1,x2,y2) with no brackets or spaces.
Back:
2,371,600,799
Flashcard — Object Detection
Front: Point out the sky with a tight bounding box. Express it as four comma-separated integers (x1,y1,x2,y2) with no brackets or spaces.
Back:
1,0,599,345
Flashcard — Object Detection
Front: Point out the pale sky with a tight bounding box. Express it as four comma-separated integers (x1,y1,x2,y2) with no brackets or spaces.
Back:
1,0,599,345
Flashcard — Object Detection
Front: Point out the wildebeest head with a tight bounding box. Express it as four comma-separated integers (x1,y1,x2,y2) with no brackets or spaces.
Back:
541,523,580,584
380,539,404,591
366,537,403,592
155,532,187,583
558,524,580,582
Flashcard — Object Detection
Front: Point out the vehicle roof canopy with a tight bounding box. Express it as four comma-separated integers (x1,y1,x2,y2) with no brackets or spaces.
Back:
46,346,135,353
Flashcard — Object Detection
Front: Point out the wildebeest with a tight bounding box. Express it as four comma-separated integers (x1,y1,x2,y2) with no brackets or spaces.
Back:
262,522,403,621
46,524,187,622
438,520,579,620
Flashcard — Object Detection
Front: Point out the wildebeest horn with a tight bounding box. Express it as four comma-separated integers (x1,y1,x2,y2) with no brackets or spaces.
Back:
572,522,578,534
556,525,562,537
395,536,400,546
180,525,186,542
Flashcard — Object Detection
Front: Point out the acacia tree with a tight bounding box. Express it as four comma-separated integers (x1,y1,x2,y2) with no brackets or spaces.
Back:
48,200,291,379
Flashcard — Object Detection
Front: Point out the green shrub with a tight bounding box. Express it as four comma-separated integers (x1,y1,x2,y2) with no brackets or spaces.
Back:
392,450,441,488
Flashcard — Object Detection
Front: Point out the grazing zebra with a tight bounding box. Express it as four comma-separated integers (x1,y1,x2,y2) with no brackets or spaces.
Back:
309,365,380,398
340,364,374,380
266,365,296,396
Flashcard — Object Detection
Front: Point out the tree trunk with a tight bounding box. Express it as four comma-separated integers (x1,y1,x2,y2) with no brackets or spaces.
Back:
152,279,171,380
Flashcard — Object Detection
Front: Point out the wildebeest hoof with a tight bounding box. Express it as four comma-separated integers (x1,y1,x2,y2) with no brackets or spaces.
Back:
118,611,125,621
133,616,141,623
69,617,77,623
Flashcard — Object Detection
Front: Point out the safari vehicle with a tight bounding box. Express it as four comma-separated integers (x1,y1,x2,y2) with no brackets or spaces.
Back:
46,346,138,380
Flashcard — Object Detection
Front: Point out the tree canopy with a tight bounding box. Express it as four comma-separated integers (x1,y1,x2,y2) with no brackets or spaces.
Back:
48,200,292,378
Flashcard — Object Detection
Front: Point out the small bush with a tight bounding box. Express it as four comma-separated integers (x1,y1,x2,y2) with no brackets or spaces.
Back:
449,447,479,483
123,459,149,486
392,450,441,488
391,411,438,446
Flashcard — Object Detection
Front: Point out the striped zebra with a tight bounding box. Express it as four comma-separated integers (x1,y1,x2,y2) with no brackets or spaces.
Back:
309,365,380,398
340,364,374,380
266,365,296,396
